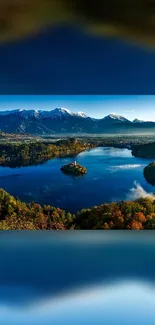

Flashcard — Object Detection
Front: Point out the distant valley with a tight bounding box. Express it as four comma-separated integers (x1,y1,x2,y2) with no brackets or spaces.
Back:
0,108,155,135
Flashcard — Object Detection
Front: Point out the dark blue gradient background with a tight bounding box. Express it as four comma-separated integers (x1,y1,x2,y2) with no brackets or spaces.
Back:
0,232,155,324
0,25,155,94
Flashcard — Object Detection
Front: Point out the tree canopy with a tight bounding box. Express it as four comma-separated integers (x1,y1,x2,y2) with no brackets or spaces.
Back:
0,189,155,230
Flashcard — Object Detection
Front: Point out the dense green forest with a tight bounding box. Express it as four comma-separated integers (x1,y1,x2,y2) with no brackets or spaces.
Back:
132,142,155,158
0,138,94,167
144,162,155,185
0,188,155,230
130,141,155,186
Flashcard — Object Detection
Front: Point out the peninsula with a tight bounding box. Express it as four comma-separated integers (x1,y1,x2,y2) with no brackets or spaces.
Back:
144,162,155,185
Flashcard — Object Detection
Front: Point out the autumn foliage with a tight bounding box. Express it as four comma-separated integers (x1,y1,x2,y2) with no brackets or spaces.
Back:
0,188,155,230
0,189,74,230
75,199,155,230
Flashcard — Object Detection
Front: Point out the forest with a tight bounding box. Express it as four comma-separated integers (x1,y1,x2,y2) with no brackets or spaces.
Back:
82,135,155,150
144,162,155,185
0,138,95,167
0,134,155,168
0,188,155,230
132,142,155,158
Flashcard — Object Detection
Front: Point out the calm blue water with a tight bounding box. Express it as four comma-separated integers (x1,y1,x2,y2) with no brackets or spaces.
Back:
0,147,154,212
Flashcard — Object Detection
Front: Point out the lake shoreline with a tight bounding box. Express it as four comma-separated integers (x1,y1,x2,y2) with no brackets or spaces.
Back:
0,146,153,215
0,135,155,168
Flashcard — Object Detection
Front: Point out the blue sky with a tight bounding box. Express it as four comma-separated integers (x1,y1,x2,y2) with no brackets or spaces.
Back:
0,95,155,121
0,25,155,94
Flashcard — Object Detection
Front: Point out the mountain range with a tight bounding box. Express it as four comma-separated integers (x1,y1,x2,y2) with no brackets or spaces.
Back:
0,108,155,135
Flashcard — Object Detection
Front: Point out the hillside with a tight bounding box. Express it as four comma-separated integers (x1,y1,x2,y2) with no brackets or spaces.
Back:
0,189,155,230
0,138,94,167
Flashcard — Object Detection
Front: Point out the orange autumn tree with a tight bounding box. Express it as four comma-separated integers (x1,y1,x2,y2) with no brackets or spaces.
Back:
133,212,147,223
128,220,143,230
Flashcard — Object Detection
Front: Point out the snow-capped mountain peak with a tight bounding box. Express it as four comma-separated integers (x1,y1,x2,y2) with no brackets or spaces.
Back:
55,107,73,114
108,114,127,121
39,107,75,119
133,118,145,123
76,112,88,118
103,114,130,122
17,109,39,118
50,107,75,117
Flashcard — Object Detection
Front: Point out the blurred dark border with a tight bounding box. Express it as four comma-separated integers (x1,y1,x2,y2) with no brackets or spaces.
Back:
0,25,155,94
0,230,155,307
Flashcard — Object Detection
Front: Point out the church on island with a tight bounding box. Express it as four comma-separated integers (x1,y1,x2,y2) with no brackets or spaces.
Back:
60,158,87,175
71,159,76,167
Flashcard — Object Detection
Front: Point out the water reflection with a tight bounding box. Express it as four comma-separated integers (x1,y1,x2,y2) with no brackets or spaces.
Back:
0,281,155,325
0,232,155,324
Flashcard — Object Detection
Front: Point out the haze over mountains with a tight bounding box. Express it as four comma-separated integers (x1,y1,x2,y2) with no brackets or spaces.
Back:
0,108,155,135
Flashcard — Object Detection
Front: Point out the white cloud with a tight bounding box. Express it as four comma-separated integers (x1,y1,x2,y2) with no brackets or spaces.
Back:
108,164,144,173
127,181,155,200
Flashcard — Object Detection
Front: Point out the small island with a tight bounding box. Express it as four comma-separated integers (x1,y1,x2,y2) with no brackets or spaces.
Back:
144,162,155,185
61,159,87,176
